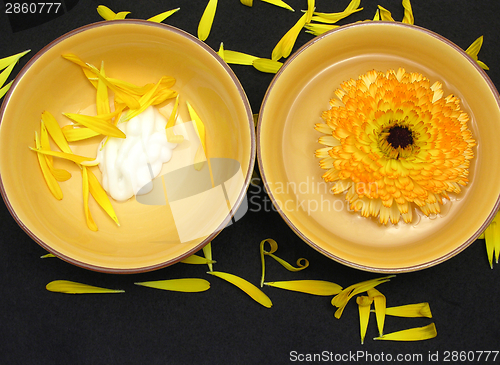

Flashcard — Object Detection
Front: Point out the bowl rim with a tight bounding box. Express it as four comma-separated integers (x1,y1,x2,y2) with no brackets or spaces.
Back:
257,21,500,273
0,19,256,274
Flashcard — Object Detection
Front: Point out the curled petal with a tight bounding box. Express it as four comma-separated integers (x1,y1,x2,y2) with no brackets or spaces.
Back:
465,36,489,70
96,5,118,20
402,0,414,24
367,288,386,336
46,280,124,294
374,323,437,341
377,5,394,21
207,271,273,308
264,280,342,296
135,278,210,292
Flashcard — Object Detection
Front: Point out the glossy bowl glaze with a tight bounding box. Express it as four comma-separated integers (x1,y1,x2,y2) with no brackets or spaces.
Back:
0,20,255,273
258,22,500,273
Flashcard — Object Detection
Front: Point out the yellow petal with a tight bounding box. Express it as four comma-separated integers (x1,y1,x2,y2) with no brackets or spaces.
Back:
261,0,294,12
402,0,414,24
165,95,184,143
96,62,110,115
147,8,180,23
82,167,98,231
86,168,120,226
30,147,95,165
367,288,386,336
465,36,489,70
217,42,225,60
0,61,16,88
135,278,210,292
62,125,101,142
207,271,273,308
384,303,432,318
34,132,62,200
96,5,117,20
41,111,72,153
40,253,56,258
272,13,307,61
304,23,339,36
0,80,13,99
64,113,126,138
260,238,309,287
194,144,206,170
202,241,214,272
311,0,362,24
374,323,437,341
240,0,253,7
40,121,71,181
181,254,217,265
186,101,206,153
198,0,218,41
46,280,124,294
356,296,373,345
252,58,283,74
331,275,395,319
373,9,380,21
113,11,130,20
0,49,30,71
377,5,395,21
264,280,342,296
223,50,259,65
305,0,315,23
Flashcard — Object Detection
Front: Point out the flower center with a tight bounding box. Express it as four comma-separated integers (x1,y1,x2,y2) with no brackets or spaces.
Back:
387,125,414,149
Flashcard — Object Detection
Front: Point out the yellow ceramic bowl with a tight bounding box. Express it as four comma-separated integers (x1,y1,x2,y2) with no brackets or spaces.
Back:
0,20,254,273
258,22,500,273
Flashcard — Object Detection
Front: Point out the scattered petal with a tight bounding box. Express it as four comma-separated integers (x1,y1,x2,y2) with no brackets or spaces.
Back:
40,253,56,258
40,121,71,181
304,23,339,36
186,101,207,153
465,36,489,70
181,254,217,265
261,0,294,12
147,8,180,23
252,58,283,73
135,278,210,292
272,12,307,61
96,62,110,115
374,323,437,341
46,280,124,294
41,111,72,153
217,42,225,60
331,276,395,319
203,241,214,272
356,296,373,344
223,50,259,65
34,132,62,200
198,0,218,41
264,280,342,296
0,49,30,71
96,5,117,20
64,113,126,138
367,288,386,336
82,167,98,231
377,5,395,21
402,0,414,24
383,303,433,318
207,271,273,308
0,80,13,99
29,147,96,165
240,0,253,7
87,168,120,226
62,125,101,142
311,0,362,24
305,0,315,23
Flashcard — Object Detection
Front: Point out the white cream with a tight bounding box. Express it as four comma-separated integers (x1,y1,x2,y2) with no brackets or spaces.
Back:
97,106,177,202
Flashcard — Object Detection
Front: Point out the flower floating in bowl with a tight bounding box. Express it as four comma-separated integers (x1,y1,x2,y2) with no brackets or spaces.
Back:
315,68,475,225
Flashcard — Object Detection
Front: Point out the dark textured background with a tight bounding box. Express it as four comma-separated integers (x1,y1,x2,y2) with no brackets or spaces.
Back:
1,1,500,364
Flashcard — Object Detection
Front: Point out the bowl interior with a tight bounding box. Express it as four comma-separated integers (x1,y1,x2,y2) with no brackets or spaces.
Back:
0,21,254,272
258,22,500,272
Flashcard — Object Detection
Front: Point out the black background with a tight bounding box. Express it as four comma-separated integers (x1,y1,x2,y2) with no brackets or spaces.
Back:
1,1,500,364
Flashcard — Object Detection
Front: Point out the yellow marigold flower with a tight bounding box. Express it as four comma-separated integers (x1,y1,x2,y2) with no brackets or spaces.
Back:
315,68,475,225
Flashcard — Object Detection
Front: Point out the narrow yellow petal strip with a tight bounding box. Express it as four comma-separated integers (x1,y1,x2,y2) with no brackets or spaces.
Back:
147,8,180,23
87,168,120,226
40,121,71,181
356,296,373,345
181,254,217,265
198,0,218,41
46,280,124,294
165,95,184,143
96,62,110,115
252,58,283,74
0,62,16,89
186,101,207,154
113,11,130,20
377,5,395,21
367,288,386,337
373,9,380,21
240,0,253,7
223,50,259,65
40,253,56,258
311,0,362,24
82,167,98,231
260,238,309,287
272,12,307,61
374,323,437,341
41,111,72,154
384,303,433,318
305,0,315,23
304,23,339,36
0,80,13,99
207,271,273,308
30,148,95,165
402,0,414,24
62,125,101,142
203,241,214,272
34,132,62,200
264,280,342,296
64,113,126,138
465,36,489,70
331,275,395,319
0,49,30,70
217,42,225,60
135,278,210,292
261,0,294,12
